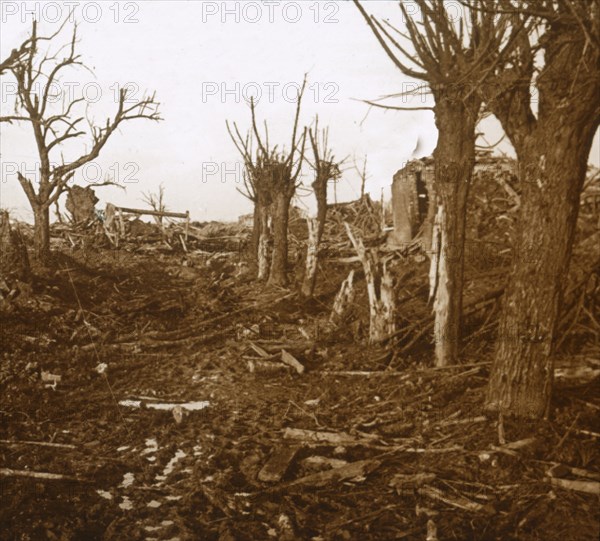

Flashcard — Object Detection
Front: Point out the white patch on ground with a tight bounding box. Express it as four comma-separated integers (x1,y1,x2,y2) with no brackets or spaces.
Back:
119,399,141,408
155,449,187,483
147,401,209,411
142,438,158,455
166,495,182,501
96,490,113,500
117,445,130,452
118,400,209,412
120,472,135,488
144,520,174,533
119,496,133,510
192,445,202,456
192,373,219,382
147,500,162,508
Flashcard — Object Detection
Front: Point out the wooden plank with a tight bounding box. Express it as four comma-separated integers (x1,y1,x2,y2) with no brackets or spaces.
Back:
258,446,300,483
281,349,305,374
115,206,189,219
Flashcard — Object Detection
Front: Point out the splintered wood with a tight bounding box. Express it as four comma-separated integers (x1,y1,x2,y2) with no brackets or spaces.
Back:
330,270,355,326
344,222,395,343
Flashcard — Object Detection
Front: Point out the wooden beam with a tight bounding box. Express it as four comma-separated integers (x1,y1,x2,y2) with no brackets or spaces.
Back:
115,206,189,219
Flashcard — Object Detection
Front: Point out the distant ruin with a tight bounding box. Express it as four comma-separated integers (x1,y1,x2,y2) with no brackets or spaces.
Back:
389,152,517,248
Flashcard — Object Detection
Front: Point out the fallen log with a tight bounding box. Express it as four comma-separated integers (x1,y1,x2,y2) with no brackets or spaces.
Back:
286,458,382,489
546,477,600,495
0,468,83,482
0,439,76,449
283,427,378,446
418,485,484,512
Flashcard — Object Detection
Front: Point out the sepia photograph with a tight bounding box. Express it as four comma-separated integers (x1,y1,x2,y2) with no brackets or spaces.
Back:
0,1,599,539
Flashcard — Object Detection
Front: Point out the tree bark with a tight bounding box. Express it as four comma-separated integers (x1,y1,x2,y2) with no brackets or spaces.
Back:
268,191,292,287
250,201,261,268
485,8,600,418
430,100,477,366
32,204,50,261
301,218,319,297
486,124,598,418
257,204,271,281
301,175,328,297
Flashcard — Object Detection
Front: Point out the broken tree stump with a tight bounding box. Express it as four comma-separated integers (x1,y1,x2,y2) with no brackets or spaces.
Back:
301,217,319,297
330,270,356,326
0,210,29,284
345,223,396,343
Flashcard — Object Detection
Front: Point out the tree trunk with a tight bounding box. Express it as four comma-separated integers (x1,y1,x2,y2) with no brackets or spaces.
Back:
430,102,477,366
486,125,597,418
33,204,50,261
268,192,291,287
301,179,328,297
250,201,261,269
485,12,600,419
301,218,319,297
257,204,271,281
419,167,436,251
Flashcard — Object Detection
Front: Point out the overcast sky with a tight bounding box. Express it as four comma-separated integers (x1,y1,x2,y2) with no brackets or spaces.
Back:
1,1,599,222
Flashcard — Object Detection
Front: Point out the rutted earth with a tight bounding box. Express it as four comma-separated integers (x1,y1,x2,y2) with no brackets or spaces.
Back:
1,249,598,540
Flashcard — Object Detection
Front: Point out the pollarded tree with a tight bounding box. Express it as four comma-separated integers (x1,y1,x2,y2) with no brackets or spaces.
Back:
300,119,341,298
227,83,307,286
481,0,600,418
354,0,519,366
0,21,161,261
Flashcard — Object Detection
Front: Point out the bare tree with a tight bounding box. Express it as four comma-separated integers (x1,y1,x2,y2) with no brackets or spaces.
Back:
480,0,600,418
227,82,307,285
142,184,168,226
354,0,518,366
0,21,161,261
228,115,276,280
355,155,369,200
300,120,341,297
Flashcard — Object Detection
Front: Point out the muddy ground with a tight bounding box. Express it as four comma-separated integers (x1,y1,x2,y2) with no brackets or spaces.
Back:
1,246,598,541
